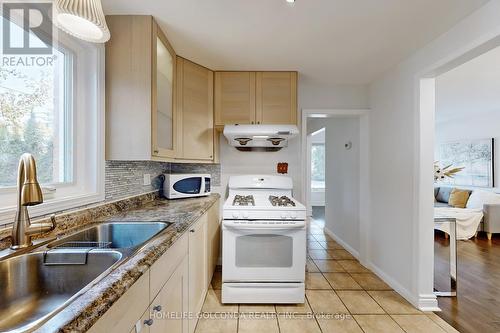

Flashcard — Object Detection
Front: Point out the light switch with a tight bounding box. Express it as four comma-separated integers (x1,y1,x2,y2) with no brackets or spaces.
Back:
143,174,151,186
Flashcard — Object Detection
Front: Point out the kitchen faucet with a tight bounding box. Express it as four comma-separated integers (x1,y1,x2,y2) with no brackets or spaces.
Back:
11,153,55,249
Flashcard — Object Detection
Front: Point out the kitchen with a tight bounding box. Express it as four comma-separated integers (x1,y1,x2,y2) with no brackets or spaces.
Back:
0,1,490,333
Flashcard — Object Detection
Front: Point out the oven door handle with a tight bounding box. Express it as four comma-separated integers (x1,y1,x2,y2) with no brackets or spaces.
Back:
223,221,306,229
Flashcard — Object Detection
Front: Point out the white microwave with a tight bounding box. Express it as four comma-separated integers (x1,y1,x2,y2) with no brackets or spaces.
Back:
163,174,211,199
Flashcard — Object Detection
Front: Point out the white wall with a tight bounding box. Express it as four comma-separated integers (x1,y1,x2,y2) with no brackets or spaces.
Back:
368,0,500,309
324,118,360,253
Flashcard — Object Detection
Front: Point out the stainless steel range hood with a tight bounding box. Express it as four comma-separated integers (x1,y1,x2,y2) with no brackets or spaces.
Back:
223,124,299,151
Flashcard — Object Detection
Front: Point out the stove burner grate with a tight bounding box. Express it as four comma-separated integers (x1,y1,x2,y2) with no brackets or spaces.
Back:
269,195,296,207
233,195,255,206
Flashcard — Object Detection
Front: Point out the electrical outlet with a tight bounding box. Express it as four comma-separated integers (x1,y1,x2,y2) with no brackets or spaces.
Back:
143,174,151,186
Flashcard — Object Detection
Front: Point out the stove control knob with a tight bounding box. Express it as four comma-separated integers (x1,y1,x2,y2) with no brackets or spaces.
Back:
242,211,249,219
232,212,239,219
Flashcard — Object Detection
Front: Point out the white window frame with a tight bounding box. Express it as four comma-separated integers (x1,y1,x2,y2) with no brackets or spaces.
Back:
0,29,105,225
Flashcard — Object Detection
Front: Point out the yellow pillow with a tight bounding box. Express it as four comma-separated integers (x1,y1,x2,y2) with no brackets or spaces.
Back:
448,189,470,208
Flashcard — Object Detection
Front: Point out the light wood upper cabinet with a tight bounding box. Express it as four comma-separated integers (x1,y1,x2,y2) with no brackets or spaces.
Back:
214,71,297,126
176,57,214,161
256,72,297,125
152,20,176,158
214,72,256,126
105,15,176,161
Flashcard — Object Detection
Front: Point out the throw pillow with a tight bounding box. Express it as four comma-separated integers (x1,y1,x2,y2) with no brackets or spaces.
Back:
448,188,470,208
436,187,453,203
466,190,500,209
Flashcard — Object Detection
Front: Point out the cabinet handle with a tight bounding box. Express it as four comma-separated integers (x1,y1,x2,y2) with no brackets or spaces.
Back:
257,121,260,124
153,149,159,154
190,229,195,233
144,319,154,326
251,121,254,124
153,305,162,312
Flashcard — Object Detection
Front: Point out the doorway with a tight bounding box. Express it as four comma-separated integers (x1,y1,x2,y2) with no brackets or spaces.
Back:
419,44,500,333
301,109,370,261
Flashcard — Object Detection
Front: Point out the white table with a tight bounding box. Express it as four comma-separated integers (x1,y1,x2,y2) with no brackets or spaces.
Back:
434,217,457,297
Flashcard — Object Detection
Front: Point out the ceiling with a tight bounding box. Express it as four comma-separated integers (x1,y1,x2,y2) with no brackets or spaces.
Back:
436,45,500,123
102,0,488,85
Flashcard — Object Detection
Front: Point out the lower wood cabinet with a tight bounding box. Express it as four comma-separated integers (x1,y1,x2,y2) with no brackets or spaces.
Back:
88,199,220,333
188,214,208,333
88,271,151,333
150,256,189,333
206,202,220,285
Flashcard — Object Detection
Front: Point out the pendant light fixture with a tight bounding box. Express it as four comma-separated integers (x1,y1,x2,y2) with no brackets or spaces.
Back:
54,0,110,43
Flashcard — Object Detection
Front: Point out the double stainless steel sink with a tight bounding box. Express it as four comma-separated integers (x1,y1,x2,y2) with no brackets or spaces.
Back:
0,221,171,333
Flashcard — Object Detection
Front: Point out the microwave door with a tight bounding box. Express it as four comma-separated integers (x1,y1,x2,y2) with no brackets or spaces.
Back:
173,177,202,195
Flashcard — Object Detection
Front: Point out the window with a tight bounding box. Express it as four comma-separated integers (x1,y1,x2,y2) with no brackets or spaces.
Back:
0,39,73,187
311,143,325,189
0,14,104,227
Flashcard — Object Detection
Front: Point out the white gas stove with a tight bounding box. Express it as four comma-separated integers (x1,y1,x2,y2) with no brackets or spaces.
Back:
222,175,307,304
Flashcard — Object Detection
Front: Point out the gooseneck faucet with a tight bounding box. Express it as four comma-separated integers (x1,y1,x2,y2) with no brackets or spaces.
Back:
11,153,55,250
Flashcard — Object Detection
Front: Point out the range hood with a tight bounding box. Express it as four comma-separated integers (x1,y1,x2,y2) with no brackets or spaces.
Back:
223,124,299,151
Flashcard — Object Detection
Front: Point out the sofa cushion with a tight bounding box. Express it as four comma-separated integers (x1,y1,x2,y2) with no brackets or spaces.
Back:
434,201,449,208
434,187,440,198
466,190,500,209
436,187,453,203
449,188,470,208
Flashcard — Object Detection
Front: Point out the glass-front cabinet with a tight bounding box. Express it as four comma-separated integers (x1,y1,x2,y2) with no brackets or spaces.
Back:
152,22,176,158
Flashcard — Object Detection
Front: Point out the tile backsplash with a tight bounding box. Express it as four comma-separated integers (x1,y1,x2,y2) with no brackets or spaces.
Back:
105,160,221,201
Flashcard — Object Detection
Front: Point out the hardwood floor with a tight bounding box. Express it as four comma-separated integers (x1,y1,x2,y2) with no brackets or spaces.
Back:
435,232,500,333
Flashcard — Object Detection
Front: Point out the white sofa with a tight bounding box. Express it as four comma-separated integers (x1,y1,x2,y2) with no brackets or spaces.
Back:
434,186,500,240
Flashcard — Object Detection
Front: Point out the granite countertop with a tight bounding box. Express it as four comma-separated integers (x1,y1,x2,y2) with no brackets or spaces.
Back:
25,193,220,333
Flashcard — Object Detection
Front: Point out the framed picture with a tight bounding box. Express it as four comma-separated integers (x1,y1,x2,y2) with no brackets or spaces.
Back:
436,138,495,187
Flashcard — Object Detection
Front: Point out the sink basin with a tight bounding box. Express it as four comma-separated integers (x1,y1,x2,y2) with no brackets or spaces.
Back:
0,250,122,332
48,222,171,250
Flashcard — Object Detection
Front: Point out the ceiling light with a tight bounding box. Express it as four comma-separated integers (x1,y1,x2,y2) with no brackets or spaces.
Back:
286,0,295,3
54,0,110,43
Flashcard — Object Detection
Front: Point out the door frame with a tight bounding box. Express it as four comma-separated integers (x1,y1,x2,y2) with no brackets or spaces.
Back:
301,108,370,263
415,35,500,310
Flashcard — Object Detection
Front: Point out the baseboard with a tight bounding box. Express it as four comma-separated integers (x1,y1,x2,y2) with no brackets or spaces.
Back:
323,227,360,259
323,227,439,311
365,261,439,311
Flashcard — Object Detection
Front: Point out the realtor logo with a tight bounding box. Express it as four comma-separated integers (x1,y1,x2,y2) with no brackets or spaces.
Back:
2,1,53,54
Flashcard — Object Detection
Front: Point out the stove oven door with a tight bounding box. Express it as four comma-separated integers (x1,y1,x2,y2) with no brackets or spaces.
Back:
222,221,306,282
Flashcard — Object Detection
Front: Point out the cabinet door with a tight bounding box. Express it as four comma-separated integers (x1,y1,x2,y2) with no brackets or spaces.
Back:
256,72,297,125
206,201,220,284
176,57,214,160
214,72,256,126
188,215,208,333
88,271,150,333
150,256,189,333
152,20,176,158
129,309,151,333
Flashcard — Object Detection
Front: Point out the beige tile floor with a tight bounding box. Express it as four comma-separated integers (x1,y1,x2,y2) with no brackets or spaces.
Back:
195,219,459,333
